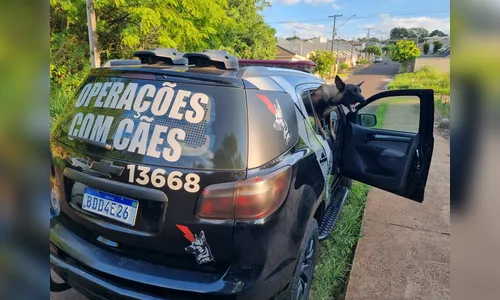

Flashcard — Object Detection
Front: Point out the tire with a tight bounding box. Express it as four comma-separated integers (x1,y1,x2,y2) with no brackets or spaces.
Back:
285,219,319,300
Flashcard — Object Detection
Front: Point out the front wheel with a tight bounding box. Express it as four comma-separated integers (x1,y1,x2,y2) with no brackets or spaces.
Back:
285,219,319,300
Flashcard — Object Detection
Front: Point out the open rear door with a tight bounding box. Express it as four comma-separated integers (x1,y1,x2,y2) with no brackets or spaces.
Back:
340,89,434,202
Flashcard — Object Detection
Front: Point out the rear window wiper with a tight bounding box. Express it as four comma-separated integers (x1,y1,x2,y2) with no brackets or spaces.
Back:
68,136,113,151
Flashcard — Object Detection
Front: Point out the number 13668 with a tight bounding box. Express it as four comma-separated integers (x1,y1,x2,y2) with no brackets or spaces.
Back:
127,165,201,193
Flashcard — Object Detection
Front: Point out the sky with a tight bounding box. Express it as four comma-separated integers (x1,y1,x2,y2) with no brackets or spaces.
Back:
263,0,450,40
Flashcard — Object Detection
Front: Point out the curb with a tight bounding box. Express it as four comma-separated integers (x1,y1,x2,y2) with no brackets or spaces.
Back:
383,76,395,91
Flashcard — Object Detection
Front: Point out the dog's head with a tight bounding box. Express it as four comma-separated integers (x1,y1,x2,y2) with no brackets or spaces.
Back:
334,75,366,106
185,231,214,264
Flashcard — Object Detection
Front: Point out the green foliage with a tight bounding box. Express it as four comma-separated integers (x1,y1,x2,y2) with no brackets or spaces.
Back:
50,0,277,125
309,50,334,79
435,95,450,119
358,58,368,64
310,182,370,299
364,45,382,56
374,103,389,129
433,40,444,54
423,42,430,55
409,27,429,44
340,62,349,71
382,45,393,55
430,29,447,37
387,66,450,95
390,40,420,70
286,35,301,41
369,37,379,43
389,27,428,43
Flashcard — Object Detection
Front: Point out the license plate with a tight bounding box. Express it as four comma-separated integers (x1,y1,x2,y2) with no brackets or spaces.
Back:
82,187,139,226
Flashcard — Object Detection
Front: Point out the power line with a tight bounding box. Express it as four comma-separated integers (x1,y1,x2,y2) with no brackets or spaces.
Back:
266,8,449,24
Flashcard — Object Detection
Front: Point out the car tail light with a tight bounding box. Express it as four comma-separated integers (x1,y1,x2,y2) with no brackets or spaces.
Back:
196,166,292,220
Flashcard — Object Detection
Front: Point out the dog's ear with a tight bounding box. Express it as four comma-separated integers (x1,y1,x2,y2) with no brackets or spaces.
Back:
357,81,364,87
335,75,345,91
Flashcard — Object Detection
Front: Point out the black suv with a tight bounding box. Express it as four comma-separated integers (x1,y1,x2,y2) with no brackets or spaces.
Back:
50,49,434,300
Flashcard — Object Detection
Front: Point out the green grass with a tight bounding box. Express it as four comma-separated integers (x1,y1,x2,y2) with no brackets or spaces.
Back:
374,102,389,129
435,95,450,119
387,66,450,95
310,182,370,300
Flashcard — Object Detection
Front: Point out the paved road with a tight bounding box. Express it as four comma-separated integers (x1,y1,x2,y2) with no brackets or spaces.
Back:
345,60,450,300
344,60,399,115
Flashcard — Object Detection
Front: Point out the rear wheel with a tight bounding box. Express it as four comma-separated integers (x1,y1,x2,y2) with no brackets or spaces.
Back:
285,219,319,300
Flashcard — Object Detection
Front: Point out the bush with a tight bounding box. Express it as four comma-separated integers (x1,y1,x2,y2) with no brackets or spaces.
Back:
387,66,450,95
309,50,335,79
390,40,420,71
358,59,368,64
340,63,349,71
433,40,444,54
423,42,430,55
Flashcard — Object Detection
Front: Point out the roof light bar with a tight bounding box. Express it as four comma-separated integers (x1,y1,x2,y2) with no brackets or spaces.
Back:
238,59,316,73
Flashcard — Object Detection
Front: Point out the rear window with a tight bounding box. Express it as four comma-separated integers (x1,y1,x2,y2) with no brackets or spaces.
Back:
52,74,248,170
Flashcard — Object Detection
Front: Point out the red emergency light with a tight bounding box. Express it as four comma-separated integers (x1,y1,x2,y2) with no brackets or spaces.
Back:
238,59,316,73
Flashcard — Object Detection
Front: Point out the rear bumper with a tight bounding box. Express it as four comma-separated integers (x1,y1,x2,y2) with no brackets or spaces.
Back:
50,216,295,300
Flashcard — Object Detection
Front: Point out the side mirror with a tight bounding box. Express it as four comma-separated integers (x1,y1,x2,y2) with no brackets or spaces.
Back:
358,113,377,127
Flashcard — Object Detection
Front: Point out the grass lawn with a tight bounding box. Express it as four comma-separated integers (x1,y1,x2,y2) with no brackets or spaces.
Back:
387,66,450,95
387,65,450,122
434,95,450,119
310,182,370,299
374,102,389,129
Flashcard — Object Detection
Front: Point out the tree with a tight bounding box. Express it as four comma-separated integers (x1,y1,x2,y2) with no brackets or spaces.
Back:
390,40,420,71
50,0,277,94
382,45,391,55
369,37,379,43
364,45,382,58
409,27,429,44
423,42,430,55
389,27,412,40
433,40,444,54
429,29,447,37
357,37,369,42
286,36,301,41
309,50,334,79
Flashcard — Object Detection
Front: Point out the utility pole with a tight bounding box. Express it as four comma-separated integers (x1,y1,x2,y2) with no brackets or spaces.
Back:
328,14,342,78
86,0,100,68
366,27,373,40
350,37,355,65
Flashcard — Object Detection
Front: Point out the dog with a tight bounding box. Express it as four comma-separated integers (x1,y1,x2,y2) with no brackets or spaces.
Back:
310,75,366,136
185,230,215,264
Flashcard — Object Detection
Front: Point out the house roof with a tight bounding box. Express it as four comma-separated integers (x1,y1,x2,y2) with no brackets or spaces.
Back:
277,37,360,58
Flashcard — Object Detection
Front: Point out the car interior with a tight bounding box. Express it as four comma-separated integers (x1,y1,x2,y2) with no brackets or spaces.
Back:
300,90,343,176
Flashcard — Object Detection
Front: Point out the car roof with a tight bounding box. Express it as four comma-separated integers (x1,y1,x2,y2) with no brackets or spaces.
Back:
93,64,323,92
99,48,324,101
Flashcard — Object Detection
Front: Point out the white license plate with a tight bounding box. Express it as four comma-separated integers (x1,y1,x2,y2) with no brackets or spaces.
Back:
82,187,139,226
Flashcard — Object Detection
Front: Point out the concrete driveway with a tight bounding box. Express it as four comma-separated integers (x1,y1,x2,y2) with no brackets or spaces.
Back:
344,60,450,300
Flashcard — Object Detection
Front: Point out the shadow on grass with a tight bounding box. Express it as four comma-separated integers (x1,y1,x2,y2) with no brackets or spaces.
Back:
310,182,371,300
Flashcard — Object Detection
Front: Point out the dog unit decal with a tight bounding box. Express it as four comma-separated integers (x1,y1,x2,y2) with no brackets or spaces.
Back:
256,94,291,145
176,224,215,264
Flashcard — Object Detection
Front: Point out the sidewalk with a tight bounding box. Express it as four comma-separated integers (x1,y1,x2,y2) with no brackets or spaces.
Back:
345,129,450,300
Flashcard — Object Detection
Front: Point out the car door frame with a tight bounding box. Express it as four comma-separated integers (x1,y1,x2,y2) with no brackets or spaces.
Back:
341,89,435,202
294,83,334,204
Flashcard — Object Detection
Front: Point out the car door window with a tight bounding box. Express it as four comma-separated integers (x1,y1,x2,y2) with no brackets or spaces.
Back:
356,95,420,133
300,90,321,135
